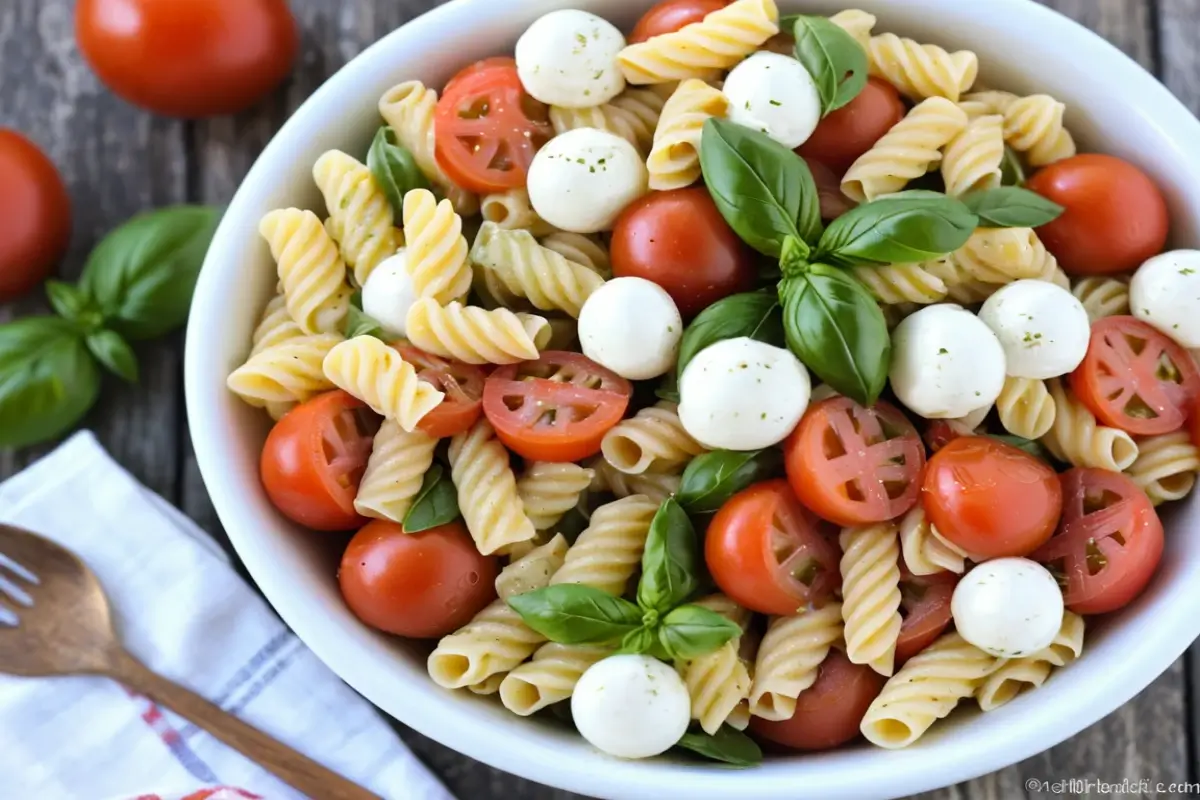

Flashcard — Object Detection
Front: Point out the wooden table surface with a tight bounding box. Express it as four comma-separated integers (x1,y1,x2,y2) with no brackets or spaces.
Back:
3,0,1199,797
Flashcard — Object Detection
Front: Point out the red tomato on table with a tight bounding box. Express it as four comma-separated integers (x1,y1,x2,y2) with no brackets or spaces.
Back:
1032,468,1163,614
797,77,907,173
922,436,1062,560
1026,154,1168,276
339,520,498,638
76,0,298,118
1070,316,1200,436
395,346,485,439
628,0,728,43
894,568,958,665
785,397,926,526
259,391,381,531
706,480,842,616
0,130,70,301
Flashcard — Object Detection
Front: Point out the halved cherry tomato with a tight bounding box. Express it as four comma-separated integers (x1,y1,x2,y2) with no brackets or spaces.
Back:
785,397,926,527
922,436,1062,559
628,0,728,43
706,479,842,616
442,56,517,96
434,61,553,194
1069,316,1200,436
1032,467,1164,614
395,345,485,439
482,352,632,462
749,649,884,751
339,520,498,638
0,130,70,301
895,568,958,665
797,77,907,173
260,391,381,530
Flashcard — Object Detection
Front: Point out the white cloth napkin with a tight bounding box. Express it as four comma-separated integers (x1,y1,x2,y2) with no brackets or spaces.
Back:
0,431,455,800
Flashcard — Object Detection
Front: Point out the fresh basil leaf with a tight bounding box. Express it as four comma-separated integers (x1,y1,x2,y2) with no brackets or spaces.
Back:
815,191,977,266
655,371,681,404
677,291,784,382
676,725,764,767
45,280,100,330
403,463,461,533
344,290,387,340
700,118,822,258
85,329,138,383
987,433,1051,461
79,205,220,340
658,604,742,661
0,317,101,449
781,265,890,405
1000,146,1026,187
961,186,1065,228
678,449,784,514
780,234,810,279
367,126,431,216
508,585,642,645
637,498,701,614
791,15,869,113
617,624,656,655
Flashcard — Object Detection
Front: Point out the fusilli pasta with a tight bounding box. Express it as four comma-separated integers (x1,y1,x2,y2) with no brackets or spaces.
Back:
479,188,557,238
1003,94,1076,166
322,336,445,432
867,33,978,102
550,87,668,154
354,421,437,522
449,419,537,555
1126,431,1200,505
498,642,611,715
898,505,966,576
975,611,1084,711
402,188,473,304
1072,276,1130,322
313,150,399,286
679,595,753,735
1043,378,1140,472
600,402,705,475
996,376,1057,440
853,264,948,305
470,223,606,318
249,294,303,357
941,114,1004,196
647,79,730,191
829,9,875,49
840,523,903,677
259,208,351,335
749,602,843,721
496,534,570,602
540,232,611,277
517,462,595,530
405,298,550,365
548,494,659,595
227,333,342,419
589,457,682,503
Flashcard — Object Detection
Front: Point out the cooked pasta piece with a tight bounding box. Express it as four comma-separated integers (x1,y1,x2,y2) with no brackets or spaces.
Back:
479,188,557,238
959,90,1019,118
405,298,549,365
354,421,437,522
498,642,612,716
829,8,875,49
860,632,1001,748
1072,276,1130,322
923,256,999,305
540,232,611,277
616,0,780,85
867,33,978,102
322,336,444,432
470,223,605,318
954,227,1050,283
996,377,1057,440
401,188,473,304
259,209,351,334
898,505,966,576
842,97,968,203
249,294,304,357
1043,378,1140,472
1126,431,1200,505
679,595,753,735
495,534,571,602
976,611,1084,711
600,402,705,475
313,150,399,286
550,87,668,153
941,114,1004,196
548,494,659,594
853,264,948,305
589,457,682,503
227,333,342,419
1003,94,1076,166
448,419,537,555
647,79,730,191
749,602,843,721
840,523,903,677
517,462,595,530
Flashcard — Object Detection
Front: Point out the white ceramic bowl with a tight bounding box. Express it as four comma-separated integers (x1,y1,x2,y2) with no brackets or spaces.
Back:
185,1,1200,797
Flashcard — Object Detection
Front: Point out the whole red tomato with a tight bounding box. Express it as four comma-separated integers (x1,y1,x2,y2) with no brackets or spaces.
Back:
0,130,70,301
628,0,728,43
797,77,906,173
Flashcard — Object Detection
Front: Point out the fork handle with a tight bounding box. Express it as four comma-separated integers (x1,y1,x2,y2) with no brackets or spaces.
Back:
106,647,380,800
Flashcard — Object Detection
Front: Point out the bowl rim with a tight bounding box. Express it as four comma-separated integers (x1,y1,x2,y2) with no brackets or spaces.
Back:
185,0,1200,797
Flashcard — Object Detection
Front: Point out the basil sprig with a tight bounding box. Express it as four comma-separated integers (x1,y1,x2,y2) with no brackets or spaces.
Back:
637,498,700,613
0,318,101,449
1000,146,1026,186
367,126,430,216
676,724,763,767
815,191,977,267
961,186,1065,228
678,448,783,514
790,15,869,114
403,463,461,533
509,585,643,644
344,290,387,340
676,291,784,382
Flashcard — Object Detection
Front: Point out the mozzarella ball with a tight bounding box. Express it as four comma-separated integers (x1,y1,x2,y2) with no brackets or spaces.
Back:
361,249,417,337
978,280,1091,379
952,558,1064,658
527,129,648,233
515,10,626,108
723,52,822,148
579,277,682,380
1131,249,1200,348
572,654,691,759
890,304,1007,419
679,337,811,450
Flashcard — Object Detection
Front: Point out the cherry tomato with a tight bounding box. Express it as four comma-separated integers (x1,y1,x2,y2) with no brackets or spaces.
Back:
628,0,728,43
260,391,381,531
76,0,298,118
434,61,553,194
922,419,971,454
749,649,884,751
785,397,925,527
1192,393,1200,450
482,351,632,462
1026,154,1168,276
894,568,958,665
797,78,907,173
442,57,517,96
803,157,856,220
706,480,842,616
0,130,70,301
339,520,498,638
395,345,485,439
611,187,756,317
1069,316,1200,436
922,436,1062,560
1032,468,1163,614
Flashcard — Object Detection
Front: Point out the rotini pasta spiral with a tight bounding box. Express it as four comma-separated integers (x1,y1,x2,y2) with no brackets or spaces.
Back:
470,223,605,318
898,505,966,576
405,298,550,365
549,494,659,595
749,602,843,721
249,294,304,357
1125,431,1200,505
923,256,999,305
997,376,1057,440
313,150,399,286
354,421,437,522
517,462,595,530
867,33,978,102
1043,378,1140,472
550,87,668,154
1003,94,1076,166
647,79,730,191
589,457,681,503
448,419,537,555
975,611,1084,711
496,534,571,601
955,227,1052,283
600,402,705,475
498,642,611,715
679,595,753,735
829,9,875,49
840,523,903,677
227,334,342,419
940,114,1004,196
959,90,1019,118
322,336,444,432
402,188,473,304
540,232,611,277
259,209,351,335
853,264,948,305
1072,276,1130,322
479,188,557,238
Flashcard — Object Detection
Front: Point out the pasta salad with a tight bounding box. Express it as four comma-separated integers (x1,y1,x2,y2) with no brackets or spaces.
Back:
226,0,1200,766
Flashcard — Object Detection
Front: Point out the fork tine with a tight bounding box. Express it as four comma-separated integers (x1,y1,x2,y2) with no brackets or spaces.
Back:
0,598,18,628
0,571,33,608
0,551,38,586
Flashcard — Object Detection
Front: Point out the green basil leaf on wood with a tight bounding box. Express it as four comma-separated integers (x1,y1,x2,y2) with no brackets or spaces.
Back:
1000,146,1026,187
367,126,431,216
86,329,139,383
658,604,742,661
637,498,701,614
402,463,461,533
508,585,642,645
791,15,869,114
815,191,977,266
961,186,1065,228
678,449,784,514
676,725,764,767
45,280,100,330
344,290,387,340
0,317,100,449
781,265,890,405
699,118,822,258
677,291,784,382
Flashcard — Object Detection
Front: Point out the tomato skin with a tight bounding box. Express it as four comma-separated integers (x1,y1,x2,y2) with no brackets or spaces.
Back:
0,130,70,301
442,57,517,96
922,436,1062,560
894,569,957,665
797,78,907,173
628,0,728,43
339,520,498,638
395,346,485,439
1192,394,1200,450
750,649,884,751
76,0,298,118
1026,154,1169,276
611,187,756,317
